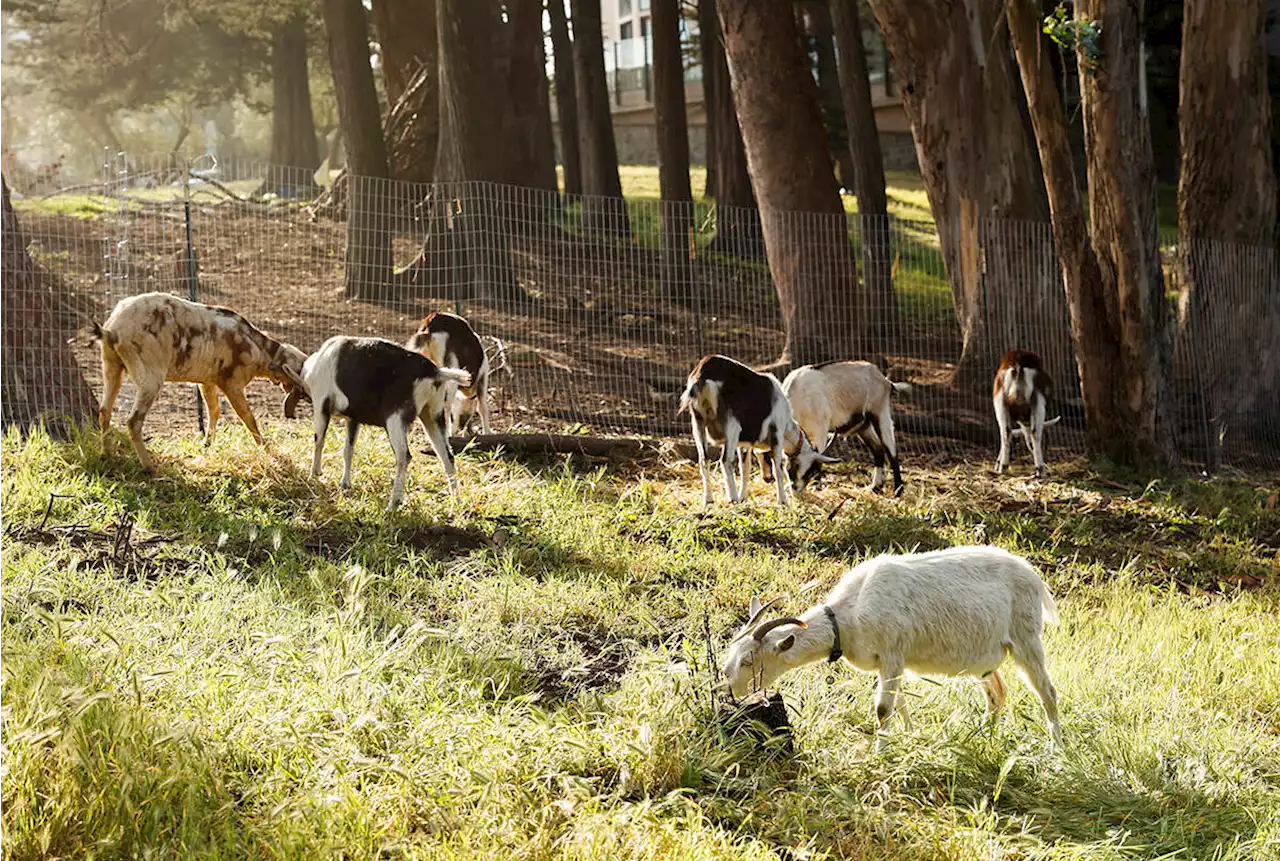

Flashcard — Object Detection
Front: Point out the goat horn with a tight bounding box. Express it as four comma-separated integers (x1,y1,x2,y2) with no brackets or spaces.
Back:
733,596,783,641
753,617,807,641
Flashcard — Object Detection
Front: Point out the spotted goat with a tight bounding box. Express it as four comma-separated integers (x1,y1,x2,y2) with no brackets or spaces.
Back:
405,311,492,435
94,292,307,473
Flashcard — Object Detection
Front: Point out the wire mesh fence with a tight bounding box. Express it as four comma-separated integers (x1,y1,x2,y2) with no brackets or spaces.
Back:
5,152,1278,474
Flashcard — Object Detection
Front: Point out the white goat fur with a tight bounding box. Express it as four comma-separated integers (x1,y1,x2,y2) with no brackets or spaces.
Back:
95,292,307,473
720,545,1062,748
781,362,910,494
303,336,471,510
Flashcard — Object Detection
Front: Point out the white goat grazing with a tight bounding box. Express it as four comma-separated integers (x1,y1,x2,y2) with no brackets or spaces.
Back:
301,336,470,510
405,311,492,435
678,354,835,509
94,292,307,473
719,545,1063,749
780,361,911,496
993,349,1060,478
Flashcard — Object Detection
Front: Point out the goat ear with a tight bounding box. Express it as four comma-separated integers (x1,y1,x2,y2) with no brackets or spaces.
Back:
749,596,762,618
815,452,841,463
777,634,796,652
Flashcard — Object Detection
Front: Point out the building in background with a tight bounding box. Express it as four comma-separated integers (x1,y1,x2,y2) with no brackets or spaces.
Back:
551,0,917,172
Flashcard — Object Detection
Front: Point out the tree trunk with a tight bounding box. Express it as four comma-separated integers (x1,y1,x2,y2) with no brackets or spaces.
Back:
262,16,321,197
1176,0,1279,467
830,0,896,340
698,0,765,259
570,0,631,234
429,0,525,303
505,0,560,196
869,0,1054,389
370,0,435,105
1,176,98,437
1006,0,1174,467
547,0,583,196
804,1,858,191
323,0,393,301
716,0,863,364
370,0,438,185
652,0,694,284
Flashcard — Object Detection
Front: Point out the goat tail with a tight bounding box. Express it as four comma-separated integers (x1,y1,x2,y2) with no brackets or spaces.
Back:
889,380,913,397
436,367,472,388
90,321,119,349
1040,581,1061,626
1043,415,1061,428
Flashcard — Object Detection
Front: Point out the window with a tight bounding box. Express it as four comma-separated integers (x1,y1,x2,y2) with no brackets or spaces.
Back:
640,16,649,37
639,0,650,9
620,0,632,16
620,21,633,40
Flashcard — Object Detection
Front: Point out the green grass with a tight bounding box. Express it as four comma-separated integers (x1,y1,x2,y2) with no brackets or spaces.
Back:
2,423,1278,859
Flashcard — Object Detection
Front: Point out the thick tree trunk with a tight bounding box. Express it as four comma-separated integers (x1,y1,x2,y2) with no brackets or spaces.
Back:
869,0,1054,389
830,0,896,340
570,0,631,234
429,0,525,303
804,1,858,191
263,16,322,197
652,0,694,284
1176,0,1279,466
370,0,438,185
505,0,559,196
547,0,583,196
323,0,393,301
698,0,765,259
1,176,98,437
1007,0,1173,467
716,0,863,364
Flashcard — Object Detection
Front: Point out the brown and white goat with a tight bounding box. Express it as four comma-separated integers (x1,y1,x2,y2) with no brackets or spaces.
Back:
678,354,833,509
993,349,1059,477
405,312,491,435
94,292,307,473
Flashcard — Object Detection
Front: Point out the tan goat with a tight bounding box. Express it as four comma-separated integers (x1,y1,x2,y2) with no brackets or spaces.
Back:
94,292,307,473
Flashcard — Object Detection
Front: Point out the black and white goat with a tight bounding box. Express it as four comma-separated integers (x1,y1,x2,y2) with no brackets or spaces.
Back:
301,336,470,510
780,361,911,496
993,349,1060,478
678,354,834,509
405,311,492,435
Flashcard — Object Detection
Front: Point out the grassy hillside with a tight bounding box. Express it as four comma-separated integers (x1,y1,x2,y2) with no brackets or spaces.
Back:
2,424,1277,860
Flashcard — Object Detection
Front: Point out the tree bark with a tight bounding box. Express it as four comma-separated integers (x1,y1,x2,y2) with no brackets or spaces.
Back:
370,0,436,106
370,0,438,185
323,0,393,301
830,0,896,339
1,175,98,437
869,0,1054,389
697,0,765,259
1006,0,1174,467
716,0,864,364
804,1,858,191
1176,0,1279,466
652,0,694,283
504,0,559,195
547,0,583,196
570,0,631,234
262,16,322,197
429,0,525,302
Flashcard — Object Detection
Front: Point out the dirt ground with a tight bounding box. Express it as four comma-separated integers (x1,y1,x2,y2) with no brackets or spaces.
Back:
16,197,1087,466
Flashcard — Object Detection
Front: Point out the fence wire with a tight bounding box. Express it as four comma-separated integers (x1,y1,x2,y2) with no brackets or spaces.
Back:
5,153,1278,474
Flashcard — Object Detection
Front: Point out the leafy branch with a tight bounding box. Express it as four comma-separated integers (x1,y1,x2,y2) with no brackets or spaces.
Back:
1043,3,1103,75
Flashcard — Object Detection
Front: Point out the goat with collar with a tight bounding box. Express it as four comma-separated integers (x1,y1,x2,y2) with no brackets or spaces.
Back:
718,546,1063,750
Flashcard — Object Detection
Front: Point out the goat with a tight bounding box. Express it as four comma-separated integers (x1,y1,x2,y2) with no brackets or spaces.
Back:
719,545,1063,750
779,361,911,497
993,349,1060,477
405,311,492,435
302,336,470,510
678,354,835,509
94,292,307,474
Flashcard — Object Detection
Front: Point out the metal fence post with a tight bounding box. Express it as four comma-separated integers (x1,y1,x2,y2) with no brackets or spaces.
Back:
182,156,206,435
